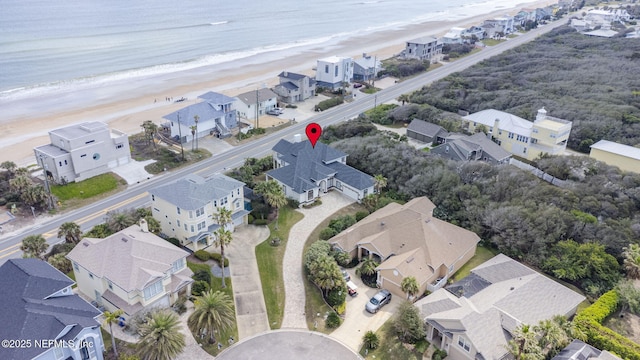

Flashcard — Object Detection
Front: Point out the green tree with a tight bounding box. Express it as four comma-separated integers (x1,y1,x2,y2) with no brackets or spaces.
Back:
141,120,158,150
20,234,48,259
357,258,379,277
9,174,32,194
58,222,82,245
193,115,200,151
617,279,640,314
0,160,17,176
506,324,543,360
535,319,568,356
136,310,185,360
254,180,287,230
623,243,640,280
103,310,124,359
373,174,388,194
47,253,72,273
190,125,197,151
362,330,380,350
187,290,235,344
401,276,420,301
308,254,344,296
106,210,136,233
21,185,48,209
393,301,426,344
214,228,233,288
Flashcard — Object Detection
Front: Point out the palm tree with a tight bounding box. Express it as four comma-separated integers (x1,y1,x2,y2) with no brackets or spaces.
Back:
187,290,235,344
48,253,72,273
535,319,568,356
190,125,197,151
103,310,124,359
308,255,344,296
58,222,82,245
0,160,17,176
214,228,233,288
194,115,200,150
20,234,48,259
105,210,135,233
358,258,379,277
373,174,387,195
141,120,158,150
397,94,410,106
21,185,48,208
136,310,185,360
401,276,420,301
623,243,640,279
506,324,544,360
553,315,587,342
254,180,287,230
9,174,32,193
362,330,380,350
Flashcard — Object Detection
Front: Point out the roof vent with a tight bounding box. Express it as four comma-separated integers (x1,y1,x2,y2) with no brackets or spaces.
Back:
82,242,89,247
122,237,129,242
380,222,385,226
510,287,515,291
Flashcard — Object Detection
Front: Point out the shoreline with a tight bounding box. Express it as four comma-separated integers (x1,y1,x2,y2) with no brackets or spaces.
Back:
0,0,557,166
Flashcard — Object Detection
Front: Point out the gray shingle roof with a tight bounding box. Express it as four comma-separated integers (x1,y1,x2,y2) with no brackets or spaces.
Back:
163,101,226,126
149,173,245,210
278,71,308,80
327,161,375,190
278,82,299,91
236,88,278,106
0,259,101,360
272,139,346,165
407,119,447,138
198,91,236,104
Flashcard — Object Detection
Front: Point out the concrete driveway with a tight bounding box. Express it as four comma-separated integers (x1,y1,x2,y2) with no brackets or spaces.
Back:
329,268,400,351
226,224,271,340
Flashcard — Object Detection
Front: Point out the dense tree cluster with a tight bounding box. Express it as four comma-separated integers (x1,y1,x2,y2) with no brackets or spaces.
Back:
409,26,640,152
325,123,640,296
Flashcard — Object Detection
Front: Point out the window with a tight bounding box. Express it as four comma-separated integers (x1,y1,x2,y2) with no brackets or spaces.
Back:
195,207,205,217
325,65,329,73
222,197,228,205
184,224,187,231
89,273,94,279
364,189,368,196
64,160,67,165
143,280,163,300
108,281,113,290
151,195,155,201
213,200,217,207
532,128,539,133
176,220,180,227
237,189,240,196
523,147,527,154
189,211,193,219
80,154,87,158
73,262,79,271
458,337,471,352
54,347,64,359
85,140,95,144
335,66,338,77
191,225,195,232
80,344,90,360
59,161,62,167
197,221,206,230
116,144,124,149
172,258,185,273
508,132,514,139
550,133,557,138
176,207,181,215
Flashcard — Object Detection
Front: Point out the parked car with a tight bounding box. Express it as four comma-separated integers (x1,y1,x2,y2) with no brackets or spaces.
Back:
353,83,364,88
342,270,351,282
266,109,281,116
365,289,392,313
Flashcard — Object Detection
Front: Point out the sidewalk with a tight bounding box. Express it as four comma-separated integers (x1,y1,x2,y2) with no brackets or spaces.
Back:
280,192,355,329
226,224,272,339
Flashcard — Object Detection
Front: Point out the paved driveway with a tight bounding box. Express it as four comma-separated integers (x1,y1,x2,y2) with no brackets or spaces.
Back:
329,268,400,351
226,225,271,340
281,192,355,329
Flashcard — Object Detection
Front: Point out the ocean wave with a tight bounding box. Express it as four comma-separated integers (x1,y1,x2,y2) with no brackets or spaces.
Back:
210,21,229,26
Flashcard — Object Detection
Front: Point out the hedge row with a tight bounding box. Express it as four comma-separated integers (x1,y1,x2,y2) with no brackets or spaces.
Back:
315,97,344,112
574,290,640,359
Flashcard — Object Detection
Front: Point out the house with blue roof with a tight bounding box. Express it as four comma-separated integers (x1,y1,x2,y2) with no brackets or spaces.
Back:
163,91,237,141
267,137,374,205
149,173,249,251
0,259,105,360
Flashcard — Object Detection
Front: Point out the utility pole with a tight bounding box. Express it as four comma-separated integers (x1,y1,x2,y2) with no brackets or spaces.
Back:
177,113,185,160
38,154,53,210
194,115,199,151
255,88,259,130
372,55,377,87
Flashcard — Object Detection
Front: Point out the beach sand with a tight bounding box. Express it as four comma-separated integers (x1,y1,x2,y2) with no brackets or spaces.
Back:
0,0,557,166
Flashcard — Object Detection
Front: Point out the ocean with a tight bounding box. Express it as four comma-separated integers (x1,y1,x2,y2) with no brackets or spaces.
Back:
0,0,522,101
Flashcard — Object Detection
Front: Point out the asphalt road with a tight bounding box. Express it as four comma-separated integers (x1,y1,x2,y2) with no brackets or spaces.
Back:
0,17,570,263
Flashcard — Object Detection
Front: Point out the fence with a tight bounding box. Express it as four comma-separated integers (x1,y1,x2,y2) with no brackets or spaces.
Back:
509,158,570,188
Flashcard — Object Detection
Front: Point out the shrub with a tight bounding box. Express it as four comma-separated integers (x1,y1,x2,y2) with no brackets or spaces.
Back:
333,251,351,267
209,252,229,267
319,227,337,240
328,215,356,233
194,250,210,261
193,270,212,284
172,296,187,315
253,219,268,225
326,287,347,307
191,280,210,296
355,211,369,222
47,243,75,257
334,301,347,315
0,197,6,206
315,97,344,112
325,311,341,328
432,349,447,360
166,237,181,247
287,198,300,208
362,330,380,350
247,214,255,224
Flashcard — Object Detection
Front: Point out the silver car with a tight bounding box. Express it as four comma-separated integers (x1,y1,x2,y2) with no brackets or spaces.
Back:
365,289,392,313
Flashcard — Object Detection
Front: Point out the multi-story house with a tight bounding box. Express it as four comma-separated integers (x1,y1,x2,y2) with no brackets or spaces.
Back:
315,56,353,90
66,222,193,322
0,259,105,360
482,16,515,38
273,71,316,103
235,88,279,119
267,136,374,205
441,27,467,44
33,121,130,184
403,36,442,62
149,173,249,251
463,108,572,161
353,53,382,82
163,91,237,140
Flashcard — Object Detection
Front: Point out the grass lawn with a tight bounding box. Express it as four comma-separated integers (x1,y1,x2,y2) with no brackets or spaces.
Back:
187,261,237,356
362,87,380,94
51,173,122,201
447,47,482,60
255,206,304,329
482,38,505,46
303,203,367,333
359,321,429,359
451,245,498,282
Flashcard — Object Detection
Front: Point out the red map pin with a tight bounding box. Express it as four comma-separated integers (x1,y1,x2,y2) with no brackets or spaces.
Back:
305,123,322,148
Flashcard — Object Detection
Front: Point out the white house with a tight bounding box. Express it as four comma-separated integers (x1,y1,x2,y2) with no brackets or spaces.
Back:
315,56,353,90
33,121,131,184
235,88,279,119
442,27,467,44
403,36,442,62
163,91,238,140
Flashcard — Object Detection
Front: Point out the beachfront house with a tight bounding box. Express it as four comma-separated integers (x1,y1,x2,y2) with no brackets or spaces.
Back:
266,136,374,205
163,91,237,141
66,222,193,322
329,197,480,299
441,27,467,44
415,254,585,360
149,173,249,251
273,71,316,104
33,121,131,184
589,140,640,174
353,53,382,82
430,132,512,165
462,107,572,161
315,56,354,90
234,88,278,120
0,259,105,360
402,36,442,63
481,15,515,38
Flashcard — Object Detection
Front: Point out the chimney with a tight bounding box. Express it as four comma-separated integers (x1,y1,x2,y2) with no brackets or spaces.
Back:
139,218,149,233
536,107,547,122
292,134,302,143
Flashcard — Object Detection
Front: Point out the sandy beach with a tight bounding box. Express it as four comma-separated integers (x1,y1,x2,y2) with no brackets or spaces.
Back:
0,0,556,166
